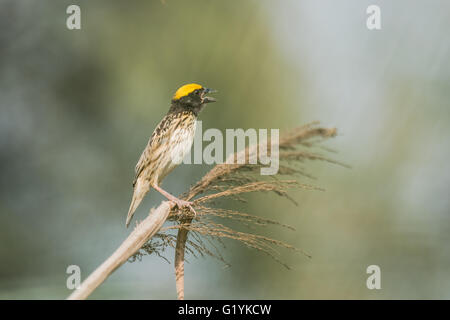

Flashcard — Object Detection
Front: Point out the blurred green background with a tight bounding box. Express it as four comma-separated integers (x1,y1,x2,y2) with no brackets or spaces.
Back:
1,0,449,299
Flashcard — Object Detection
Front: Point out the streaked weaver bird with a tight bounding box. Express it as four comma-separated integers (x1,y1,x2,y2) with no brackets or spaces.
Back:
125,83,217,227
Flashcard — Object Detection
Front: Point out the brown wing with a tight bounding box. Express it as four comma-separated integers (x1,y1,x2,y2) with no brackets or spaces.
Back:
132,113,179,187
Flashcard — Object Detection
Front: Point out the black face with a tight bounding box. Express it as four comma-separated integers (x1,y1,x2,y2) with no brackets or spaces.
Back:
173,87,216,114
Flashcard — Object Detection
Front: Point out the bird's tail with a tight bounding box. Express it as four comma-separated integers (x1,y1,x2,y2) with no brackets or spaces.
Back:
125,182,150,228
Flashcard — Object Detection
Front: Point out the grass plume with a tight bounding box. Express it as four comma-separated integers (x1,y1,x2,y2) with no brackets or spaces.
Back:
130,122,345,269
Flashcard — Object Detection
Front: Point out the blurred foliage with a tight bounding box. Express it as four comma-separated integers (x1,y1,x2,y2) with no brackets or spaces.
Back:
1,0,450,299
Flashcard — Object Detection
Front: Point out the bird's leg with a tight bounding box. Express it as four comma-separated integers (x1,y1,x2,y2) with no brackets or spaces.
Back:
152,184,197,216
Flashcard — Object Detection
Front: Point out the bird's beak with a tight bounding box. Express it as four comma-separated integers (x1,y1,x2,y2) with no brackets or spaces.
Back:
202,88,217,104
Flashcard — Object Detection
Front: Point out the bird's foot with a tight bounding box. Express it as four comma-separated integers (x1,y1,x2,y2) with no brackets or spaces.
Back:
173,199,197,217
152,184,197,217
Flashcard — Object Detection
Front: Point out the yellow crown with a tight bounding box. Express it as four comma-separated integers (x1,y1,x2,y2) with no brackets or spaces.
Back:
173,83,203,100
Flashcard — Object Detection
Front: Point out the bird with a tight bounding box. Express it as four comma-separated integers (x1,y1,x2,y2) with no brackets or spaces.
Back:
125,83,217,227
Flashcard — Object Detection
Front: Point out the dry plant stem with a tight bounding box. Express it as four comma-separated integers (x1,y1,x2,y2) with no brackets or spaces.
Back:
174,226,189,300
67,201,175,300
